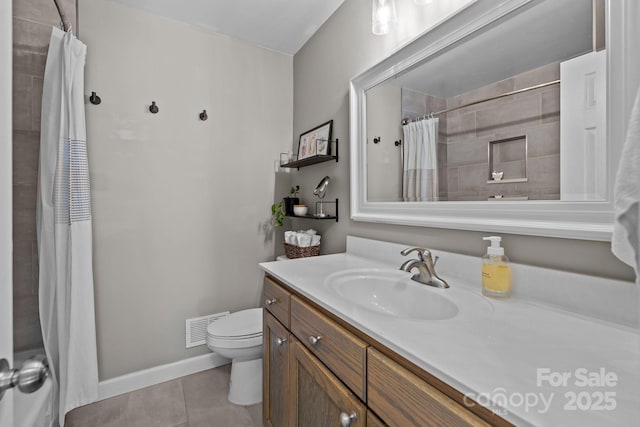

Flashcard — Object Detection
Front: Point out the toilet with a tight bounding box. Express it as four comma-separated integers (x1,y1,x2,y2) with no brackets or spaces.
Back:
206,307,263,405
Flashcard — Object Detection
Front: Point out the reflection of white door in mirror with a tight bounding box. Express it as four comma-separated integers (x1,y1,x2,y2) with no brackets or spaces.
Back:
350,0,639,240
561,50,607,201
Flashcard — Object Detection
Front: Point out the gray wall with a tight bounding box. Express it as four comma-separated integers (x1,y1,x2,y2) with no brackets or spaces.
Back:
80,0,293,380
291,0,634,282
12,0,76,353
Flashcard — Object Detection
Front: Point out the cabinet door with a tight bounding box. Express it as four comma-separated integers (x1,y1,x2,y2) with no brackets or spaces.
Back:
290,338,365,427
264,311,291,427
367,410,387,427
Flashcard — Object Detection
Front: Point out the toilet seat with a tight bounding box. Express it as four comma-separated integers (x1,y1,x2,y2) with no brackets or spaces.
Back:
210,331,262,339
207,308,263,349
208,334,263,349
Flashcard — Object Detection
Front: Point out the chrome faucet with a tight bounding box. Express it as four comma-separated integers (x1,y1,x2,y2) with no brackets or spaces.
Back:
399,247,449,288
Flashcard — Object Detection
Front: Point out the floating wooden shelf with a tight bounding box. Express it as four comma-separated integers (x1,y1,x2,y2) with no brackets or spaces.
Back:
291,214,338,221
280,139,339,170
280,155,337,169
287,199,339,222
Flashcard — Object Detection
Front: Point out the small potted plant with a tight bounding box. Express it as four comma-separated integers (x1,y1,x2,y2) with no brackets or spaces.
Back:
283,185,300,216
270,201,286,227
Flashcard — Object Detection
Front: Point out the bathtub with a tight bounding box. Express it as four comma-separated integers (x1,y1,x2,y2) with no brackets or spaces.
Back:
14,349,55,427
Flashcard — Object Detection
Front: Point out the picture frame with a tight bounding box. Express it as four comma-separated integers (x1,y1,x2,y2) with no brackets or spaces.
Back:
297,120,333,160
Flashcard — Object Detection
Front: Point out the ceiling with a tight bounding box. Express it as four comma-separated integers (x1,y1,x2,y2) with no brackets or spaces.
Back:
391,0,593,98
108,0,345,55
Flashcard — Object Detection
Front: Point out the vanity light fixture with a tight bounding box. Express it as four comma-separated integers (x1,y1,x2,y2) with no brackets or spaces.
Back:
372,0,397,35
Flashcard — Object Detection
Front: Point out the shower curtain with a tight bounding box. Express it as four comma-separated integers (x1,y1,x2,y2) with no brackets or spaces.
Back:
37,27,98,425
402,117,439,201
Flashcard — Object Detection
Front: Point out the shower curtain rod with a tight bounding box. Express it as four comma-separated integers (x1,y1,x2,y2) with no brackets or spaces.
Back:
401,79,560,125
52,0,70,31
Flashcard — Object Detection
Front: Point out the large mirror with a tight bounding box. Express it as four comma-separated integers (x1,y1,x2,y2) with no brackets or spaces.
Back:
350,0,637,240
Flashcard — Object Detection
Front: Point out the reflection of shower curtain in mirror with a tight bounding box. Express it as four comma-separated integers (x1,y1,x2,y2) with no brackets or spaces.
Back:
402,118,439,201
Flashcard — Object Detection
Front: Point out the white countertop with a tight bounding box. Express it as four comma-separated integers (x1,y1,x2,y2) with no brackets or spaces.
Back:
259,237,640,427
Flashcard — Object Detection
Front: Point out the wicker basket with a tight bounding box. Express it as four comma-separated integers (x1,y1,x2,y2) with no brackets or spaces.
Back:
284,242,320,259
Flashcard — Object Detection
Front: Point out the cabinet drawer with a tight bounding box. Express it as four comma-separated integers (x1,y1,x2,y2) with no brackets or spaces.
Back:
368,348,489,427
263,277,291,328
290,296,367,400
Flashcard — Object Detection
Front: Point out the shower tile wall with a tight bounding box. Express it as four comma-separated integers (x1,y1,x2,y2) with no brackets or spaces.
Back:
445,62,560,201
12,0,76,352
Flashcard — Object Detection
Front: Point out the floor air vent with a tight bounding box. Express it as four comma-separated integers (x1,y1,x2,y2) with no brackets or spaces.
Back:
185,311,230,348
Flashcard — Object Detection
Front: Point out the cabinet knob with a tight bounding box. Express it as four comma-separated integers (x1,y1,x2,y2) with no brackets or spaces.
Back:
340,411,357,427
308,335,322,346
276,337,287,346
265,298,277,306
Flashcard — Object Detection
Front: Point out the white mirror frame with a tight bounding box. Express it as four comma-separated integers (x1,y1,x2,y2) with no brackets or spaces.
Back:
350,0,639,241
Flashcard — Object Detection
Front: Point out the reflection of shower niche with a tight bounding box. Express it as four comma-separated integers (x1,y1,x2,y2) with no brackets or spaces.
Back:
487,135,528,184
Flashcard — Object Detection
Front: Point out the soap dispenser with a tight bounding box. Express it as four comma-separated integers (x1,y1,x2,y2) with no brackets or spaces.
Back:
481,236,512,299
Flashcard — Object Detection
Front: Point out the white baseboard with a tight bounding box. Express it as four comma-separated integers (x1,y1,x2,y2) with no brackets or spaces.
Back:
98,352,230,401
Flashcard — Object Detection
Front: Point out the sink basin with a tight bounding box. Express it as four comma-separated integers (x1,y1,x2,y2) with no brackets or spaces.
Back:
325,269,459,321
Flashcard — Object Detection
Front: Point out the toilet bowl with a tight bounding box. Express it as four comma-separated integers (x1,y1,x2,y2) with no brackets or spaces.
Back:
207,307,263,405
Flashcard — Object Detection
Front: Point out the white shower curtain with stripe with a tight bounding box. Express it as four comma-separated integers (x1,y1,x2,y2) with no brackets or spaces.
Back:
402,117,439,201
37,27,98,425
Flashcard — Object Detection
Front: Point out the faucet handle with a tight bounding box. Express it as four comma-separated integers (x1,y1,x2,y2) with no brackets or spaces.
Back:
400,247,432,261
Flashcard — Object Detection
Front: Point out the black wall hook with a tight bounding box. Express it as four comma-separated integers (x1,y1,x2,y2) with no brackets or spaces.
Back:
199,110,208,121
89,91,101,105
149,101,159,114
394,139,402,146
373,137,381,144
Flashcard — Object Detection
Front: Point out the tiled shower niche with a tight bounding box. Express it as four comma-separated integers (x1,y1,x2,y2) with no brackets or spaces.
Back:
488,135,528,184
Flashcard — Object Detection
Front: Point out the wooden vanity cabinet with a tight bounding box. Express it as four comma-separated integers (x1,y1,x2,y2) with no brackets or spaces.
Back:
262,275,510,427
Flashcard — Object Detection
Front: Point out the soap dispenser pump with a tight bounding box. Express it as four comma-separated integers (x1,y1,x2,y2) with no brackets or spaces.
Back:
481,236,512,299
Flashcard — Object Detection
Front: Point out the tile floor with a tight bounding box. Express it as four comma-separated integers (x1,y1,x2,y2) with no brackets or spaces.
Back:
65,365,263,427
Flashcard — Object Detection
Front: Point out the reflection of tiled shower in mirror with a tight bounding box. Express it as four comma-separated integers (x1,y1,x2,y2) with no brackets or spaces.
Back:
394,51,607,203
397,62,562,202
